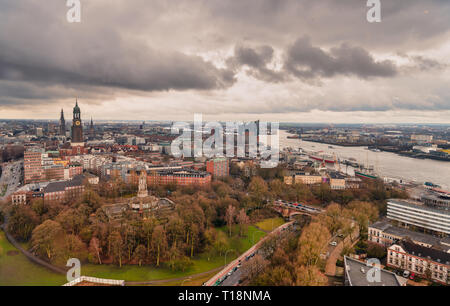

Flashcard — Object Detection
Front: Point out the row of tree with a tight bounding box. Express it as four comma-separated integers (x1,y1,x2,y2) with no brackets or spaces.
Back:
246,201,379,286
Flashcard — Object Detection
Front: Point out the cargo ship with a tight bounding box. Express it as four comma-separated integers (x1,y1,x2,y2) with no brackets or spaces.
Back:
309,151,337,164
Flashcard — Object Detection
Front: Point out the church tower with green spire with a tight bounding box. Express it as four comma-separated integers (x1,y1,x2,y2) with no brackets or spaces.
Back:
71,99,84,145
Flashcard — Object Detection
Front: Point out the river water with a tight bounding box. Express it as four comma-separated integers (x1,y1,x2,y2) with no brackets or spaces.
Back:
279,130,450,190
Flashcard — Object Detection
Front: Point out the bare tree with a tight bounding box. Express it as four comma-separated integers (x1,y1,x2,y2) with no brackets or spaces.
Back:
237,209,250,237
241,254,268,281
225,204,236,237
89,237,102,264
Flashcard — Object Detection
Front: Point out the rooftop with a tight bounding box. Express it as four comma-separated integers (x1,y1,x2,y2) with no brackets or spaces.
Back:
388,199,450,216
344,256,403,286
398,240,450,265
370,219,450,252
43,175,84,193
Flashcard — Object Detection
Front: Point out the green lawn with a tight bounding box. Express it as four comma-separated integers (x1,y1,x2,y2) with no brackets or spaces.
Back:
255,217,286,232
0,225,267,285
0,231,66,286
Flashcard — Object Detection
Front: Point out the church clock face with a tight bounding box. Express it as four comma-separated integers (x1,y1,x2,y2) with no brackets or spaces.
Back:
75,120,81,126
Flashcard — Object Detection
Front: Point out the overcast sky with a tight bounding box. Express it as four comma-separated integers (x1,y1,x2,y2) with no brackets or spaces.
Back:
1,0,450,123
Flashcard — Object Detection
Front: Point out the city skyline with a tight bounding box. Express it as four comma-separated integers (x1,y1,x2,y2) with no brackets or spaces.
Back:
0,1,449,123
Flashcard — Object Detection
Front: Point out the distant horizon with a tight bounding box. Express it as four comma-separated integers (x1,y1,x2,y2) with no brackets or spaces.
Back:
1,117,450,127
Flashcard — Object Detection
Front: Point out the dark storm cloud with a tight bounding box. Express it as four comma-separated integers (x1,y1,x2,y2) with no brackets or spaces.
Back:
203,0,450,51
227,38,398,82
284,37,397,79
0,0,449,114
0,50,236,92
0,0,236,107
227,45,285,82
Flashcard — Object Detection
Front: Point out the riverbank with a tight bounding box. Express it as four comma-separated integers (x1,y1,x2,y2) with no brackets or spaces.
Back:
280,130,450,189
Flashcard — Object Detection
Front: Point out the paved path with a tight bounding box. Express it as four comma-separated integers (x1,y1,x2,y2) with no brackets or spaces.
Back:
325,229,359,277
1,216,68,275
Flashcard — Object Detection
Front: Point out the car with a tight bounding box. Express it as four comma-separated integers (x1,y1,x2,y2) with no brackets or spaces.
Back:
227,270,233,276
402,270,410,278
330,241,337,246
409,272,415,280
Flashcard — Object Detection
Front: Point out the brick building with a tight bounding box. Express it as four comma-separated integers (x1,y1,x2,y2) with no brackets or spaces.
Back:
24,149,44,184
11,175,85,205
147,169,211,186
206,157,229,178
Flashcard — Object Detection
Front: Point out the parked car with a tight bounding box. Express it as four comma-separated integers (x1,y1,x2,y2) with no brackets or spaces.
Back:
403,270,410,278
409,272,415,280
330,241,337,246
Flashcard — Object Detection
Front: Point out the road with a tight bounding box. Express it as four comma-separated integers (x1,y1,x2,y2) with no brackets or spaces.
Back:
325,228,360,277
204,221,295,286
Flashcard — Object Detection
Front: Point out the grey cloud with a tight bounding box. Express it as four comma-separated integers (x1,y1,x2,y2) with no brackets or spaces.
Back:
0,46,236,93
0,0,449,116
228,38,398,83
284,37,397,79
203,0,450,51
406,55,448,72
0,0,236,104
227,45,285,82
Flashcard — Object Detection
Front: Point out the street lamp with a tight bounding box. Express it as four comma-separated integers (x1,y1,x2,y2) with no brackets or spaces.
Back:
224,249,235,266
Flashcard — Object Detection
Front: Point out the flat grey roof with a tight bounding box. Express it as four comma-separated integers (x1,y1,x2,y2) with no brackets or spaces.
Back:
344,256,402,286
388,199,450,216
370,219,450,251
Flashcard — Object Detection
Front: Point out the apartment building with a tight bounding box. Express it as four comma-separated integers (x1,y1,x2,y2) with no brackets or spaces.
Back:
43,175,85,204
329,172,346,190
24,148,83,184
206,157,229,178
387,240,450,284
11,175,85,205
24,149,44,184
284,172,323,186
